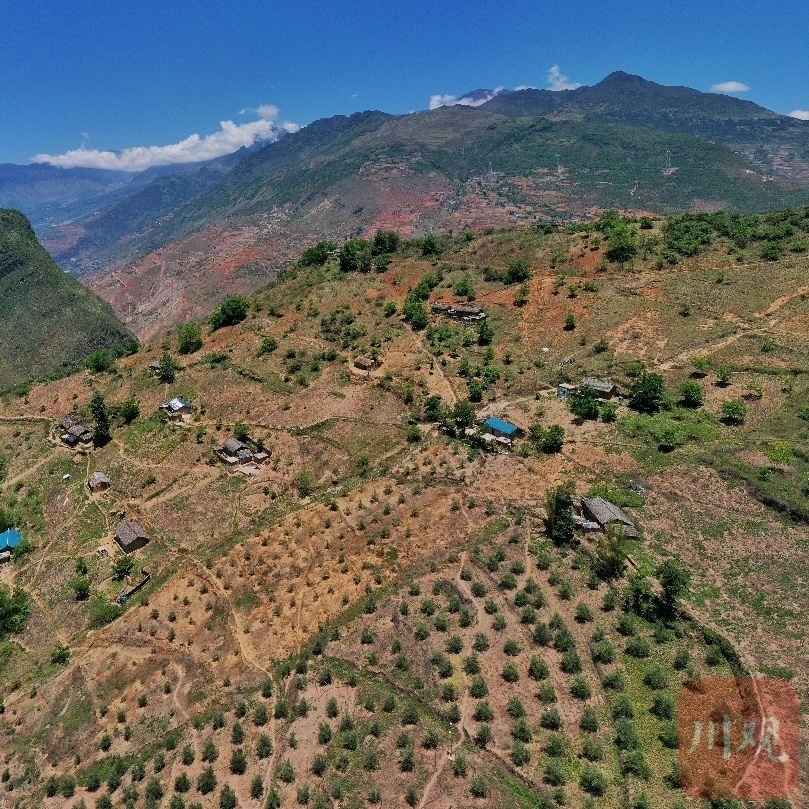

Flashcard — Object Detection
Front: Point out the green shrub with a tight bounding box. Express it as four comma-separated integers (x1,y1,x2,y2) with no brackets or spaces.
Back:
580,707,599,733
571,676,592,700
580,764,607,796
540,707,562,730
581,736,603,762
643,665,669,690
625,637,651,658
651,693,676,720
473,700,494,722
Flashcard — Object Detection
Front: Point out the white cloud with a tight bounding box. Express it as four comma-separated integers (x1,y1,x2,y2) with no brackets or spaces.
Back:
788,109,809,120
547,65,581,91
239,104,280,121
710,81,751,93
32,109,299,171
430,93,459,109
429,87,506,110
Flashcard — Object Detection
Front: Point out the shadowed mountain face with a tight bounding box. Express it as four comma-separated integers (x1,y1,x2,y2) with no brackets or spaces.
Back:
0,208,134,390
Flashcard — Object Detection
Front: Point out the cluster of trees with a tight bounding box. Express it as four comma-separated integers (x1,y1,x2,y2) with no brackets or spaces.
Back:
0,584,29,639
568,386,617,422
529,423,565,453
402,271,442,330
338,230,403,274
663,208,809,263
210,295,249,331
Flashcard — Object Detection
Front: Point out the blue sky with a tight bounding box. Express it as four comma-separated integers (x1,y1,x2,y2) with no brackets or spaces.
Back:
2,0,808,168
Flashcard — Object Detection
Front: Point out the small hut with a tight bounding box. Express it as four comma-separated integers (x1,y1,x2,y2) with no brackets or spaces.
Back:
115,520,150,553
88,472,111,492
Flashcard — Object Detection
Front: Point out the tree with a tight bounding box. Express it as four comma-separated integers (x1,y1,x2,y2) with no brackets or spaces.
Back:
467,379,484,402
197,766,216,794
544,484,576,547
221,784,239,808
530,424,565,453
155,353,180,383
716,364,733,386
564,313,577,330
452,400,476,429
570,385,599,420
112,555,134,581
372,230,400,255
90,391,111,444
210,295,249,330
623,572,656,620
120,398,140,424
421,234,443,256
50,644,70,665
691,356,710,376
85,350,114,373
454,277,475,298
600,401,619,422
722,399,748,424
630,372,667,414
402,299,428,330
340,239,373,273
477,320,494,345
679,381,704,408
73,578,90,600
177,322,203,354
229,747,247,774
294,471,315,497
595,525,630,580
505,259,531,284
300,240,337,266
606,223,639,265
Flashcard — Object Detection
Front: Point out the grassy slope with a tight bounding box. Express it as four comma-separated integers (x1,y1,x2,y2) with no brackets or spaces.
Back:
0,209,134,390
0,216,806,806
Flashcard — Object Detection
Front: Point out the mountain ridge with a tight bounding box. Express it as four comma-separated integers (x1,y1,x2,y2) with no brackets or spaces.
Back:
0,208,134,390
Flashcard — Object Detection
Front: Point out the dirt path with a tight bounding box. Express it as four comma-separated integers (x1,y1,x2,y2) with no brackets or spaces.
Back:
755,285,809,318
1,448,60,491
416,747,450,809
657,328,757,371
406,328,458,406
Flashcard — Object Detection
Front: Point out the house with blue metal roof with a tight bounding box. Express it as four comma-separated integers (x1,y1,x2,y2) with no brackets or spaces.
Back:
483,417,522,439
0,528,22,552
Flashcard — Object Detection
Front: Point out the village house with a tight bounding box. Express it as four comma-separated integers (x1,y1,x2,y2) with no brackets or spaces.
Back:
580,378,619,400
580,496,639,538
87,472,111,492
0,527,22,561
217,437,252,466
216,437,269,469
353,356,380,372
453,303,487,322
114,520,150,553
482,416,523,441
161,397,193,420
429,301,487,322
60,415,94,447
557,382,577,399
